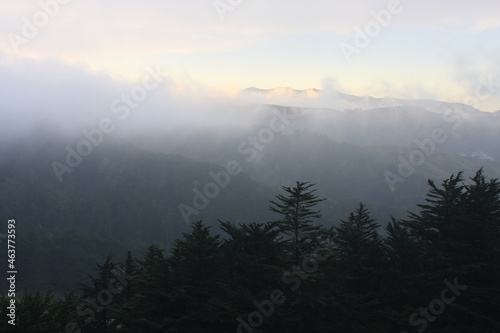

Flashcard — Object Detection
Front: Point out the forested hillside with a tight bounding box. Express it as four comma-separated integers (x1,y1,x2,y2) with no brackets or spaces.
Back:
1,171,499,332
2,1,499,332
2,128,500,294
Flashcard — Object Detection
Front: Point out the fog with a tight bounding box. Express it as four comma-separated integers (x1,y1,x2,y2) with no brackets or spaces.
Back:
2,53,499,168
0,54,492,136
2,54,498,214
1,3,500,331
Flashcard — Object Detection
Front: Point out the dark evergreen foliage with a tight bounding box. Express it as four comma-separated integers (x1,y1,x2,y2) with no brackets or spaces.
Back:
1,171,499,332
269,181,326,263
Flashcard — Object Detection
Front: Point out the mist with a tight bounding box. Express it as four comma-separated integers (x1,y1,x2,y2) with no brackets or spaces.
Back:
1,2,500,331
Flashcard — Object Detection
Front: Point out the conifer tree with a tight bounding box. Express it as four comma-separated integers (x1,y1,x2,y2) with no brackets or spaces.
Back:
454,169,500,331
168,221,232,332
118,251,138,302
402,170,500,332
79,254,118,333
220,220,285,292
335,203,382,259
459,168,500,256
383,218,423,328
331,203,386,332
269,181,326,263
405,172,464,258
113,245,171,333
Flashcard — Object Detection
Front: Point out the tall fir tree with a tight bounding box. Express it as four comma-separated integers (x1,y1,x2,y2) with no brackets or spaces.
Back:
79,254,118,333
220,220,285,293
269,181,326,263
403,170,500,332
383,217,424,330
454,169,500,331
330,203,387,332
168,221,232,332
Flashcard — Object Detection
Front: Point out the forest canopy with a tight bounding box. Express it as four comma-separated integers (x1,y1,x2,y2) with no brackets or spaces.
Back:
1,170,499,332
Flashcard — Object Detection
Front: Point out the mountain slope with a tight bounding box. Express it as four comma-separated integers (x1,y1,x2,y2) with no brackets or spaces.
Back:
0,134,276,245
240,87,485,116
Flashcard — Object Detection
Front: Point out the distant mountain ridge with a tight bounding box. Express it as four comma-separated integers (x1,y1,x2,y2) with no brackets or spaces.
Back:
240,86,486,116
2,93,499,246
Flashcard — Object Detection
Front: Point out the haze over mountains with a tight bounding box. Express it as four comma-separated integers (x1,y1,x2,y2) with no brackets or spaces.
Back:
2,83,500,243
240,86,499,114
2,74,500,294
1,53,499,233
2,3,500,330
130,88,500,225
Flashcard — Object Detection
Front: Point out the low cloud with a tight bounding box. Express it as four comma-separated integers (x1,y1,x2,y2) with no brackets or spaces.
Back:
0,53,271,143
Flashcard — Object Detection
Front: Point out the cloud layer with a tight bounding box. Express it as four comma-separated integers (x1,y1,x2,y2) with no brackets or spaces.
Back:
0,1,499,113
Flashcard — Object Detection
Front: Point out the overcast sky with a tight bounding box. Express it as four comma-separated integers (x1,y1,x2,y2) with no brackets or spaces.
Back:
1,0,500,111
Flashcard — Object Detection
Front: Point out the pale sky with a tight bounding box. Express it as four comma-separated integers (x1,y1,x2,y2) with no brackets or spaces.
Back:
1,0,500,111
